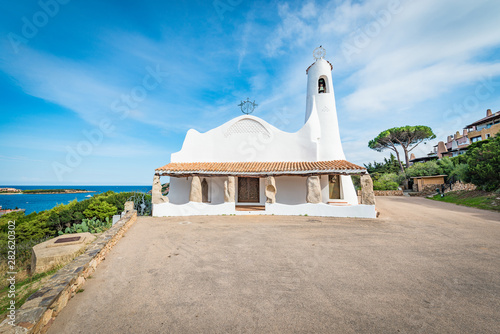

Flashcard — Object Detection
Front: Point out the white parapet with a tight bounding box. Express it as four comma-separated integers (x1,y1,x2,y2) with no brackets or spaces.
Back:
152,202,376,218
264,203,376,218
153,202,236,217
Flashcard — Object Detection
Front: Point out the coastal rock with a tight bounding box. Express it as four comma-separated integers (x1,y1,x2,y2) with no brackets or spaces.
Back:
306,176,322,204
190,176,202,203
152,175,169,204
265,176,276,204
360,174,376,205
224,176,235,203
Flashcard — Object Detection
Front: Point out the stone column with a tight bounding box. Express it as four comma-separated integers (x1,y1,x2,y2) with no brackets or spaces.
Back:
360,174,376,205
190,176,202,202
265,176,277,203
306,176,322,204
224,176,235,202
152,175,169,204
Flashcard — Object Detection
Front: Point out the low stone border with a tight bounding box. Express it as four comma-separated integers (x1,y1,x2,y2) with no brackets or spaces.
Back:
0,211,137,334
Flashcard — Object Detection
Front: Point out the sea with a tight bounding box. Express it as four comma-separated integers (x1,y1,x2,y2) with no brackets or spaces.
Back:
0,185,150,215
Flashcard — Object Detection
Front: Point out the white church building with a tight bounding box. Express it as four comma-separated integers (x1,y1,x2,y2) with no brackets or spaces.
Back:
152,47,376,218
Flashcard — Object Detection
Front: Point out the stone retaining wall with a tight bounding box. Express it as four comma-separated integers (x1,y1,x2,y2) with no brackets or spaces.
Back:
357,190,403,196
447,181,476,192
409,181,477,196
419,184,441,194
0,211,137,334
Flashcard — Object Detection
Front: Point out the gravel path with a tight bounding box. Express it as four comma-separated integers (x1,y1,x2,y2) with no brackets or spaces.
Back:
49,197,500,334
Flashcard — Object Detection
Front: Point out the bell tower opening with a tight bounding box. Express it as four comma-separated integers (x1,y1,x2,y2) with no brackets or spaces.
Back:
318,77,328,94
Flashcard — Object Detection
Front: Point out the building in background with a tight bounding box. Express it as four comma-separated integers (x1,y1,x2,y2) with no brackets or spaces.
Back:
465,109,500,143
411,175,447,192
410,109,499,164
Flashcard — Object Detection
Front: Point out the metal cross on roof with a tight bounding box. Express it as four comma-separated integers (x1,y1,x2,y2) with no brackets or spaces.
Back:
238,98,258,115
313,45,326,60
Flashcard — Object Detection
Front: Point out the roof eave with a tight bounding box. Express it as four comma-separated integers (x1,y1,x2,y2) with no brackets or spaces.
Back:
156,169,367,177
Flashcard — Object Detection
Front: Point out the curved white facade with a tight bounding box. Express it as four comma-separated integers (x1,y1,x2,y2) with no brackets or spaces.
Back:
171,115,319,163
153,54,375,218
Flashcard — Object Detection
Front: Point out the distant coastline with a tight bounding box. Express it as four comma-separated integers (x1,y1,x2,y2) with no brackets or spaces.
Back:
0,185,150,214
0,188,96,195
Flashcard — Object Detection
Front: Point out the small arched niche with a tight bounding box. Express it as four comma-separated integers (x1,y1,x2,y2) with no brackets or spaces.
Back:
201,178,210,203
318,76,329,94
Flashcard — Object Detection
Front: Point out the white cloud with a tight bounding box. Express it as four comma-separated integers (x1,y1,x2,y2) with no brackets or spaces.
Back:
336,0,500,114
265,3,317,56
3,0,500,178
300,2,318,19
342,62,500,115
257,0,500,163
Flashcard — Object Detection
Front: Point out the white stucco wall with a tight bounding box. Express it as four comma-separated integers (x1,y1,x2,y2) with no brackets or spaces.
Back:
171,115,319,163
157,57,365,217
153,202,236,217
168,176,191,204
265,203,376,218
209,177,226,205
152,202,376,218
305,58,346,161
275,176,308,205
168,176,227,205
320,175,330,203
340,175,358,205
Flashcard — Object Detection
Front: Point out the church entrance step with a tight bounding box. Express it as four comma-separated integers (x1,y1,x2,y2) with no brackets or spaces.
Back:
327,201,350,206
236,205,265,211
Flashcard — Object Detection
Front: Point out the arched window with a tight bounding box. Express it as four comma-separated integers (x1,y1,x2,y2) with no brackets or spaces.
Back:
201,178,210,203
318,78,327,94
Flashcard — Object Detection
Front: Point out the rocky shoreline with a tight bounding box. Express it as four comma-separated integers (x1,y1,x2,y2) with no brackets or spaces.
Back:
0,189,96,195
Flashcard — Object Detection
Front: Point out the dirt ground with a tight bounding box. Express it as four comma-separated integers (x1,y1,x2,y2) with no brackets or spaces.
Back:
48,197,500,334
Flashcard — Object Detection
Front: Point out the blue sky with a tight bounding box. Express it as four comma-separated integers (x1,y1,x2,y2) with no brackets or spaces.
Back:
1,0,499,185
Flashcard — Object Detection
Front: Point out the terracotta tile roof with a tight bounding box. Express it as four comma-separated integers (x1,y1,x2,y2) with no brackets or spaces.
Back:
306,60,333,74
156,160,366,176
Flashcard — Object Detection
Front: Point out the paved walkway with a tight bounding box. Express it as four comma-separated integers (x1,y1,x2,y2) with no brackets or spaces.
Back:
49,197,500,333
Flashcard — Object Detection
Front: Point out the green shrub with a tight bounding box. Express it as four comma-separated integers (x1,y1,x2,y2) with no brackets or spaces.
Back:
0,236,52,264
437,157,455,177
0,211,25,233
464,135,500,191
351,175,361,190
378,172,404,184
364,153,401,174
373,180,399,190
405,160,442,178
83,201,117,221
10,211,54,242
448,163,468,182
0,191,139,268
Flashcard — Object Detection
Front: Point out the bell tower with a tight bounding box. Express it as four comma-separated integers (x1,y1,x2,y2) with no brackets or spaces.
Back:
305,46,345,161
305,46,357,205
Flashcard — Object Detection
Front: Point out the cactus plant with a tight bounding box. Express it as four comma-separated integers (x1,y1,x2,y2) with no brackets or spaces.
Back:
62,216,113,235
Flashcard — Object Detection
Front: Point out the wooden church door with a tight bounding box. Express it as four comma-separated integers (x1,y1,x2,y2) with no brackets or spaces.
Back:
237,177,260,203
